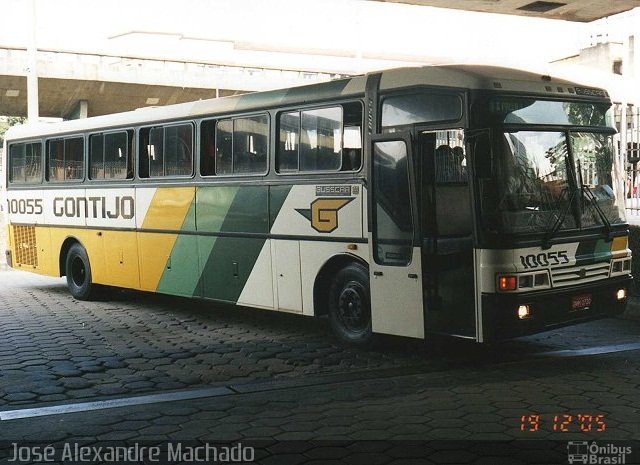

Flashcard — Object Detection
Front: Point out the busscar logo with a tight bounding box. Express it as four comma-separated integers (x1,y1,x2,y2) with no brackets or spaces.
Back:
296,197,354,233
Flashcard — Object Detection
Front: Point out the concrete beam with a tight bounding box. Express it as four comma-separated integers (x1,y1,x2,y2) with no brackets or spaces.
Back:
0,47,343,118
0,75,244,118
370,0,639,22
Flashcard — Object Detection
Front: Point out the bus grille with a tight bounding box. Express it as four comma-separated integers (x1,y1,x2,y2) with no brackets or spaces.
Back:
551,262,610,287
13,225,38,267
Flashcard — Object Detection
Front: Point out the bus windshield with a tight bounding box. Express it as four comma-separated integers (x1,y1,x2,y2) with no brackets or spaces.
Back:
479,129,626,235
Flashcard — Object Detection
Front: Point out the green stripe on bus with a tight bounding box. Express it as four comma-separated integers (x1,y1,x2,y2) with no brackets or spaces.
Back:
156,196,201,296
196,185,292,303
156,184,294,301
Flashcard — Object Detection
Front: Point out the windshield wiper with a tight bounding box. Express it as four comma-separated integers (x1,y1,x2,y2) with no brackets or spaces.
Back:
576,159,614,240
541,188,575,250
581,183,614,239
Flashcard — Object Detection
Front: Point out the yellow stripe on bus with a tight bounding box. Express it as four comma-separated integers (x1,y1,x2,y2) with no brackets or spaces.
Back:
611,235,629,258
139,187,195,291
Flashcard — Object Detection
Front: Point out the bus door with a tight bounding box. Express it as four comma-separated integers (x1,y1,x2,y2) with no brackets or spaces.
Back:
418,129,476,339
368,134,425,339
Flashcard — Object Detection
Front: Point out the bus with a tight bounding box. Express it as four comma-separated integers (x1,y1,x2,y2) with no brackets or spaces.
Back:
3,65,632,345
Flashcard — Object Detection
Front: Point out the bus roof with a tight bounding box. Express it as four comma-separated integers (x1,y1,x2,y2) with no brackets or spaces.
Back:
5,64,608,141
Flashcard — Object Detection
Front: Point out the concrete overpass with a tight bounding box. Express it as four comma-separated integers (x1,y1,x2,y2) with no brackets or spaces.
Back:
0,47,350,119
376,0,640,22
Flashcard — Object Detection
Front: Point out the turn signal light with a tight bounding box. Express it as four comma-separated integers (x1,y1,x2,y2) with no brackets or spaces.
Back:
498,275,517,291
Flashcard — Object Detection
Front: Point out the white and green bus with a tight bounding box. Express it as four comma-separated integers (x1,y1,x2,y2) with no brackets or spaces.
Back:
3,65,632,344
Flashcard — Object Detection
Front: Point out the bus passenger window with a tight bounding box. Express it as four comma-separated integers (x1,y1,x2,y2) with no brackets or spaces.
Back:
214,115,268,176
9,142,42,184
233,115,268,174
216,119,233,175
106,131,132,179
149,127,164,177
138,129,150,178
164,124,193,176
90,131,131,180
342,102,363,171
277,112,300,171
47,139,64,181
276,102,362,173
300,107,341,171
90,135,104,179
342,125,362,171
200,119,216,176
47,137,83,182
65,137,84,180
139,124,192,178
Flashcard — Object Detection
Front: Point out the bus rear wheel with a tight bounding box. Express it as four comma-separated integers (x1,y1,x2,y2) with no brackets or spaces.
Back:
328,262,373,346
65,243,95,301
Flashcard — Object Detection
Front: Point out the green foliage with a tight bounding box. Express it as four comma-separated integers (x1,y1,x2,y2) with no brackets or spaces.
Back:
0,117,26,146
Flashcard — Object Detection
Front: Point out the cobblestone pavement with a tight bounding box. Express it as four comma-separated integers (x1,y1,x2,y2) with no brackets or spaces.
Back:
0,348,639,464
0,270,639,464
0,270,433,409
1,269,639,409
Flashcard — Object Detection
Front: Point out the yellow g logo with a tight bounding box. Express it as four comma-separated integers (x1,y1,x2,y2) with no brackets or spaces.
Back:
297,198,354,233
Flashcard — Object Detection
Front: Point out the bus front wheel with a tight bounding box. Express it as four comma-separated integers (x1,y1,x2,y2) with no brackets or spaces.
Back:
65,243,95,301
328,263,373,346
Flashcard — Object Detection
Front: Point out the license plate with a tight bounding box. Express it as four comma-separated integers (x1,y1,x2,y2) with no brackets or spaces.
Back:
571,293,592,311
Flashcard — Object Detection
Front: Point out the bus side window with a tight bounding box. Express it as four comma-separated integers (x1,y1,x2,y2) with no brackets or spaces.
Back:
277,112,300,172
276,102,361,174
9,142,42,184
139,129,150,179
300,107,341,171
216,119,233,175
64,137,84,180
47,137,83,182
342,102,363,171
149,127,164,177
164,123,193,176
214,115,268,176
233,115,268,174
91,131,131,180
47,139,65,181
200,119,216,176
9,143,27,183
89,134,105,179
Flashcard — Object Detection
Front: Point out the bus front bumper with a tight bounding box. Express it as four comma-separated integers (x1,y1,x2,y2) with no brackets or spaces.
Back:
481,275,632,342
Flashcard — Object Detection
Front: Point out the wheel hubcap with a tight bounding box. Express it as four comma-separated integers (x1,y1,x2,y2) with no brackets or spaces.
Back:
338,280,369,332
71,256,86,287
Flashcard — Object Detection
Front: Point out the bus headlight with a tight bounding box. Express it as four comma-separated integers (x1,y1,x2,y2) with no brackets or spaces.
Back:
616,288,627,301
518,304,531,320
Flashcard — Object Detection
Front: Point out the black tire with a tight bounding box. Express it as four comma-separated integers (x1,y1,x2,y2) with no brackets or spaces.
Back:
328,262,373,346
65,243,95,300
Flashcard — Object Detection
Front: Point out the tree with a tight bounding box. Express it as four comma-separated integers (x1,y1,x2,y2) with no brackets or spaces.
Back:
0,117,27,147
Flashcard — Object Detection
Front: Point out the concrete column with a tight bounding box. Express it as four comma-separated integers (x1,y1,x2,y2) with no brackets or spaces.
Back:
66,100,89,120
27,0,39,123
